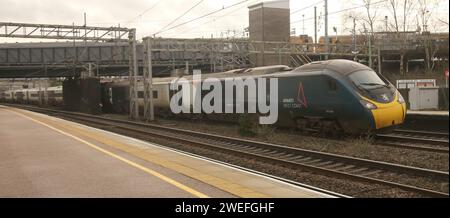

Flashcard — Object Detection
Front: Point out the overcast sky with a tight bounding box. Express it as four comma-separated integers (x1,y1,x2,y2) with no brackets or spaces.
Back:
0,0,448,43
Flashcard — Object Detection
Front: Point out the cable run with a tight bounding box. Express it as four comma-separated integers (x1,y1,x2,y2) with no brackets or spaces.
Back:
154,0,205,35
153,0,250,36
126,0,163,24
291,0,324,15
167,0,260,38
291,0,388,24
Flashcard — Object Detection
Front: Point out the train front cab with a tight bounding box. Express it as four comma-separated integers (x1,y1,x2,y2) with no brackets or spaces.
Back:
360,93,406,131
348,69,407,132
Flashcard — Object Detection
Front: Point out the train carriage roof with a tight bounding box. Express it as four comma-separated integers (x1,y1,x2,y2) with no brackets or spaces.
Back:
104,60,372,87
294,59,373,75
151,65,292,84
102,65,293,87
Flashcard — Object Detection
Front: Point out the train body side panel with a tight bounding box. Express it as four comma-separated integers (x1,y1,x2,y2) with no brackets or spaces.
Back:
277,73,373,133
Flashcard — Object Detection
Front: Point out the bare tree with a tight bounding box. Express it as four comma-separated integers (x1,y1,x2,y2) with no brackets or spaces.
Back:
341,0,381,67
416,0,443,72
437,18,449,26
417,0,432,32
342,0,446,74
402,0,416,32
386,0,417,75
362,0,378,35
388,0,400,32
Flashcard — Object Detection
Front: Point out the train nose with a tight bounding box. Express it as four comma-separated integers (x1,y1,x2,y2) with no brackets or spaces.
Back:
371,102,406,129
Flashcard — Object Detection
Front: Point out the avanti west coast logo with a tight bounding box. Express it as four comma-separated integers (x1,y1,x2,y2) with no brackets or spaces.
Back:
169,70,279,124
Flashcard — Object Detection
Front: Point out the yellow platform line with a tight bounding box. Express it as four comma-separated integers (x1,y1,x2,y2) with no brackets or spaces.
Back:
9,108,269,198
6,108,209,198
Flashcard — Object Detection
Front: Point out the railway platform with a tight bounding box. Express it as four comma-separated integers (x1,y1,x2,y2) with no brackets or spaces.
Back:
0,105,333,198
406,110,449,117
404,110,449,132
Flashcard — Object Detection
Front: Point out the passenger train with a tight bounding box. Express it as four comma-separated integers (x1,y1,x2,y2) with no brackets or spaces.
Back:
102,60,407,134
2,60,407,134
0,86,63,106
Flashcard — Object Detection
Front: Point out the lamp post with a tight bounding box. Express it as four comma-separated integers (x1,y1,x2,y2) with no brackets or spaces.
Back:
302,14,305,35
350,15,358,60
385,16,388,32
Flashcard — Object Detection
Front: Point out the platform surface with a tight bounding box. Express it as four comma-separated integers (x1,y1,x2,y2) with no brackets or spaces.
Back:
407,110,449,116
0,106,333,198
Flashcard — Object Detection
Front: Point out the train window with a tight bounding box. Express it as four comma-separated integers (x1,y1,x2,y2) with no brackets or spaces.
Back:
153,90,158,99
328,79,338,91
349,70,387,88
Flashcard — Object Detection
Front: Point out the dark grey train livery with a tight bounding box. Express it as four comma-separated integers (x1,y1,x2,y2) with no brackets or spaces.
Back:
101,60,406,134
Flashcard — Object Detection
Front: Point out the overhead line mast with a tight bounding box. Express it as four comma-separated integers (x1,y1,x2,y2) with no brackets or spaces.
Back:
324,0,329,60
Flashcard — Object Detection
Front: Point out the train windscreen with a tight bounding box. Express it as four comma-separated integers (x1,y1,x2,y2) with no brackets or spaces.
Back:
349,70,395,103
348,70,387,89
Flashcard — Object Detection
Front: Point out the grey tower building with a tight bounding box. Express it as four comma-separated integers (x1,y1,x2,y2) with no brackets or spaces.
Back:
248,0,290,66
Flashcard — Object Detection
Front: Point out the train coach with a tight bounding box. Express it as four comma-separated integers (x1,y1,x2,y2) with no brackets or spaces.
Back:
103,60,406,134
0,86,63,106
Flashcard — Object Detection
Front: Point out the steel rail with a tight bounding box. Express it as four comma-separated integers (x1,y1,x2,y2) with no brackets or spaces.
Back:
7,104,448,198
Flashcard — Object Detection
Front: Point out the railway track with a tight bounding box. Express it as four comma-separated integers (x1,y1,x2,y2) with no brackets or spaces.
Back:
7,104,449,198
393,129,449,141
376,130,449,154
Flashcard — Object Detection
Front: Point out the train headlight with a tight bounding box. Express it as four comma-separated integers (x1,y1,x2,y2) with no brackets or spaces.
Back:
360,99,378,110
397,92,405,104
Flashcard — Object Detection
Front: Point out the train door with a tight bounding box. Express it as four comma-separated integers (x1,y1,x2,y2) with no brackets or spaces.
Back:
322,75,343,121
